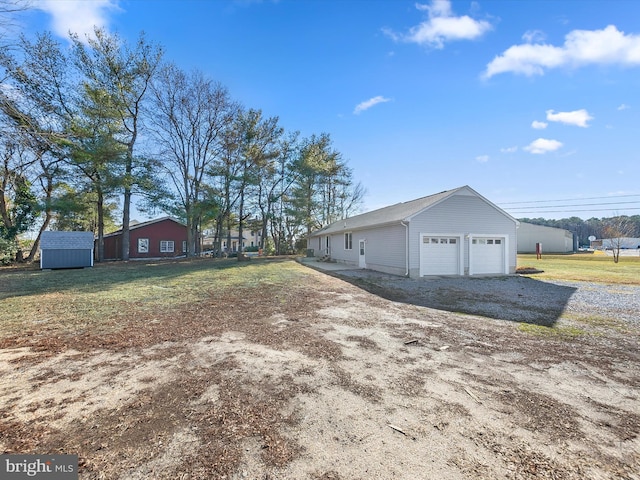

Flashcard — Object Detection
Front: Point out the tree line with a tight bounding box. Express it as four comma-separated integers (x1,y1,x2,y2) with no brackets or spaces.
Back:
0,24,364,264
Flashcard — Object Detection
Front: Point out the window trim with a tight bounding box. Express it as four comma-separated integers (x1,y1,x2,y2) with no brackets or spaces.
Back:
137,238,149,253
344,232,353,250
160,240,175,253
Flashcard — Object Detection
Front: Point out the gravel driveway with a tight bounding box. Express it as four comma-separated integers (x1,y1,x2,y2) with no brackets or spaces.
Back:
332,270,640,327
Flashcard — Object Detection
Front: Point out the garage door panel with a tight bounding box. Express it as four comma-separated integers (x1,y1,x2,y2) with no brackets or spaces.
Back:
420,236,460,276
471,237,504,274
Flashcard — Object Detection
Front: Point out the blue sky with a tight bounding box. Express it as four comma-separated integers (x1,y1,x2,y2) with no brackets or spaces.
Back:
13,0,640,219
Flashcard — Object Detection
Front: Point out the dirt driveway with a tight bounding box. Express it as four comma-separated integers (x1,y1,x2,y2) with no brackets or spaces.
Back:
1,261,638,479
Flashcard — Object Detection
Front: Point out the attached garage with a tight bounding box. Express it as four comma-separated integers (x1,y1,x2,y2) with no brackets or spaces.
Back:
308,185,518,278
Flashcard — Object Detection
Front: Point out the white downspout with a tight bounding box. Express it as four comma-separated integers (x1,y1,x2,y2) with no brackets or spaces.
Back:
401,221,409,276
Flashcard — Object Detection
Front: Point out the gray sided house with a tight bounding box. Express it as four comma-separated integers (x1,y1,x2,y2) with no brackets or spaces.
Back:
517,222,575,254
308,186,519,278
40,231,95,269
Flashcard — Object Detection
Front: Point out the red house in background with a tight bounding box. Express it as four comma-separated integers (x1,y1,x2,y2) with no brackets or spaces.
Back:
102,217,188,260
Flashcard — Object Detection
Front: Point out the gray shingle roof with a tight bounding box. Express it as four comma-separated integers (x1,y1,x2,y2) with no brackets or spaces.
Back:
312,187,462,236
40,231,94,250
310,185,517,236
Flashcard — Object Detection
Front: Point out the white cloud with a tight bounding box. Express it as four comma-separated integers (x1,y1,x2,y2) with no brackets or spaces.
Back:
383,0,492,49
353,96,391,115
524,138,563,154
483,25,640,78
36,0,120,40
546,109,593,127
617,103,630,110
475,154,489,163
531,120,548,129
522,29,546,44
500,146,518,153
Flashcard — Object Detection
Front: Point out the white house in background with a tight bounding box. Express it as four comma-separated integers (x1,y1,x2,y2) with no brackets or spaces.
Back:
307,185,519,278
517,222,575,254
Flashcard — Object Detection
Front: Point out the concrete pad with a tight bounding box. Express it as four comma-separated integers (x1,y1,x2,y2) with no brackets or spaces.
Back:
297,257,361,272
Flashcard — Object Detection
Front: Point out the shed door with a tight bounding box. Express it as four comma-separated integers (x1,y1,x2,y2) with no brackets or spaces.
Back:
470,237,505,274
420,236,460,276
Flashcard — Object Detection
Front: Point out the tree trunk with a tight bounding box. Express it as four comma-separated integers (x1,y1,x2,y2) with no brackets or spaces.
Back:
97,189,105,262
186,209,193,258
122,185,131,260
26,216,50,263
237,188,244,261
122,149,134,261
26,168,54,263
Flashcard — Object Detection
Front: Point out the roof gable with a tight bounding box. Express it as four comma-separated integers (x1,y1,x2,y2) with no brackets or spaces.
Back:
311,185,518,236
104,217,186,238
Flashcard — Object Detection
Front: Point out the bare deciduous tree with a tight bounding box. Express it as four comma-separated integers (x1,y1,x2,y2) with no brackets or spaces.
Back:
149,64,235,256
602,216,636,263
0,0,30,48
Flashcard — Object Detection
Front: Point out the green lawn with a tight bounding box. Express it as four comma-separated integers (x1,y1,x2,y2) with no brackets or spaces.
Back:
0,257,308,338
518,253,640,285
2,253,638,341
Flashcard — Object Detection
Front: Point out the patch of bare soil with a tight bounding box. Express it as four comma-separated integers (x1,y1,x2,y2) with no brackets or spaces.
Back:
1,262,639,479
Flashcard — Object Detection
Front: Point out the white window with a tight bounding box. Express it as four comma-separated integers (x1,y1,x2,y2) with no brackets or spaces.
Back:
138,238,149,253
449,238,457,244
160,240,174,253
182,241,187,252
344,232,353,250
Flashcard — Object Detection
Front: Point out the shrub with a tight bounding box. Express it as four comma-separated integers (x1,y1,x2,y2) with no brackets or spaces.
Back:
0,237,17,265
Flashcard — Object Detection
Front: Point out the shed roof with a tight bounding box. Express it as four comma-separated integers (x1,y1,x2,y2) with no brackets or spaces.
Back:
311,185,518,236
40,231,95,250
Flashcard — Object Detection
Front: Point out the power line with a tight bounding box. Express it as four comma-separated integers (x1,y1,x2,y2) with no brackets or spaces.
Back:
499,194,640,205
506,200,640,211
505,207,640,215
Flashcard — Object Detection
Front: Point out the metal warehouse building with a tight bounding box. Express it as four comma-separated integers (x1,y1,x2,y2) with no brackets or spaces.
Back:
517,222,575,254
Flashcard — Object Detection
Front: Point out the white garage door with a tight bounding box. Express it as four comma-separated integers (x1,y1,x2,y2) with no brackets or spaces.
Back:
420,236,460,276
471,237,505,274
